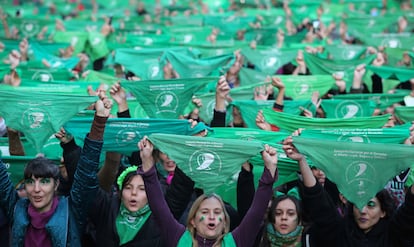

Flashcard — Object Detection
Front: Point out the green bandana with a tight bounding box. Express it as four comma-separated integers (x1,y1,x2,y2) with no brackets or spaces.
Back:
0,88,97,153
266,224,303,247
262,109,391,132
159,51,234,78
276,75,335,100
300,126,410,144
116,203,152,245
114,47,196,80
304,52,376,92
240,48,298,75
333,91,408,111
177,229,236,247
324,44,367,60
64,118,211,155
30,42,80,70
122,78,215,119
395,106,414,123
148,133,263,194
292,136,414,210
320,99,377,118
366,65,414,82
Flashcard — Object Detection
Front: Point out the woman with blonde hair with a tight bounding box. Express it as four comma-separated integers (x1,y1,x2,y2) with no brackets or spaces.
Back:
139,136,278,247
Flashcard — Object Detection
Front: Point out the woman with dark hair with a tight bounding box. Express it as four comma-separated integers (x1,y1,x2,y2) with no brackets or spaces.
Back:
0,96,113,247
282,136,414,246
259,191,309,247
138,135,278,247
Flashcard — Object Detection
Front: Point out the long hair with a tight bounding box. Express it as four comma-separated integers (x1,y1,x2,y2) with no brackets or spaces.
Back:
347,189,396,221
267,195,303,225
186,193,230,247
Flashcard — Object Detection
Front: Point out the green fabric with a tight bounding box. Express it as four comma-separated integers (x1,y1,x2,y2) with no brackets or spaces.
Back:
366,65,414,82
300,126,410,144
148,133,263,194
324,44,367,60
114,47,195,80
122,78,215,119
20,68,75,82
394,106,414,123
30,42,79,69
53,31,89,55
84,31,110,61
276,75,335,100
0,88,96,153
345,16,399,38
7,17,54,38
292,136,414,210
208,127,289,144
262,109,391,132
238,67,268,87
241,48,298,75
320,99,377,118
230,99,315,128
333,91,408,111
159,50,234,78
116,204,152,245
64,118,210,155
19,80,99,95
304,52,376,92
81,70,119,86
0,155,60,185
266,224,303,247
354,32,414,50
177,230,236,247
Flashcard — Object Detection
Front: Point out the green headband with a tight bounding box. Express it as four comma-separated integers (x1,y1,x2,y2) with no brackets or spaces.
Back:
117,166,138,190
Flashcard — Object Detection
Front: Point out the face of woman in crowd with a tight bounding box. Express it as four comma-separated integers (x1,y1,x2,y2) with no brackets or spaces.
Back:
353,197,385,233
159,152,176,173
274,198,299,235
311,167,326,186
191,197,226,239
25,176,58,213
121,175,148,212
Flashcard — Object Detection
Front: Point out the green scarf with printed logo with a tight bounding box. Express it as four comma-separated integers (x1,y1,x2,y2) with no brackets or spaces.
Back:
241,48,298,75
20,68,75,82
276,75,335,100
262,109,391,132
300,126,410,144
122,78,215,119
333,91,408,111
30,42,80,70
148,133,263,194
159,51,234,78
354,32,414,50
230,99,315,129
114,47,196,80
64,118,211,155
116,203,152,245
53,31,89,55
320,99,377,118
324,44,367,60
7,17,54,38
366,65,414,82
84,31,110,61
304,52,376,92
0,88,97,153
292,136,414,210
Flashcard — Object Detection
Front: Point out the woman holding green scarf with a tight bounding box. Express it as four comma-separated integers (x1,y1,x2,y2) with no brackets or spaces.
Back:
73,96,164,247
138,136,278,247
259,188,312,247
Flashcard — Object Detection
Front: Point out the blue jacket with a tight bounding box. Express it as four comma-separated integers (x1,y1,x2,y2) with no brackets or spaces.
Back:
0,136,102,247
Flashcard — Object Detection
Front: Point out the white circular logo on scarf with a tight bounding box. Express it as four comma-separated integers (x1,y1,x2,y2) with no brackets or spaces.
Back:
21,108,50,129
335,100,362,118
346,161,376,198
155,91,179,113
116,129,141,146
189,149,222,174
32,71,54,82
20,20,40,37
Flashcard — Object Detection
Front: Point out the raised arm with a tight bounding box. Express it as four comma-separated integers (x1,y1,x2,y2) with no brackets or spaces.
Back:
139,137,186,245
70,95,112,232
233,145,278,247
